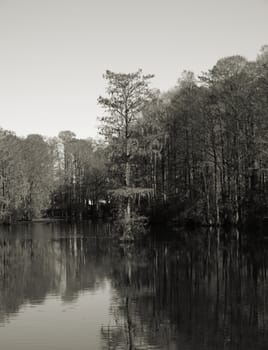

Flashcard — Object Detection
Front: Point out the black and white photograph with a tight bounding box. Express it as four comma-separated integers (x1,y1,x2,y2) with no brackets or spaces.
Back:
0,0,268,349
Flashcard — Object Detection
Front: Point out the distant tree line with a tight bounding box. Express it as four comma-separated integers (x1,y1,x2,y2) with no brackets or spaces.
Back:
0,130,107,223
1,45,268,226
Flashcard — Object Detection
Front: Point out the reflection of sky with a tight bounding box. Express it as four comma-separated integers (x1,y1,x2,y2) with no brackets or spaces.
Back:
0,280,112,350
2,223,268,349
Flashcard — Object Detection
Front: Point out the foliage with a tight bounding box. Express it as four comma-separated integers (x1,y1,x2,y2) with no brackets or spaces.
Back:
2,45,268,230
98,69,154,238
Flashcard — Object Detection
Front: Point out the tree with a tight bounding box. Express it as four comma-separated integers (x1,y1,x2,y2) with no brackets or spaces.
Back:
49,132,108,220
0,130,28,222
21,134,54,219
98,70,154,234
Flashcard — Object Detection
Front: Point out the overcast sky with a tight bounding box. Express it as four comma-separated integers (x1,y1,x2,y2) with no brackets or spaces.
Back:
0,0,267,139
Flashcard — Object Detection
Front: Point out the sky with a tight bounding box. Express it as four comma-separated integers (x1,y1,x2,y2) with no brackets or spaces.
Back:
0,0,268,139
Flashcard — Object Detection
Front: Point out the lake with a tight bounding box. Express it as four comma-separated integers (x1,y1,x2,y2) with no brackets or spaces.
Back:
0,221,268,349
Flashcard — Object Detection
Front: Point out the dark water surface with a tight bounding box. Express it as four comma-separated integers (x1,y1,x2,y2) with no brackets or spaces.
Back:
0,222,268,350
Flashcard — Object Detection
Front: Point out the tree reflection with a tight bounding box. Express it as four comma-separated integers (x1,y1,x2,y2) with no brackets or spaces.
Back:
0,222,113,323
1,224,268,350
101,229,268,350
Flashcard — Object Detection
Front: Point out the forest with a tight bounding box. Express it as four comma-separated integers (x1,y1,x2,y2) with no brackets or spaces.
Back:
1,45,268,231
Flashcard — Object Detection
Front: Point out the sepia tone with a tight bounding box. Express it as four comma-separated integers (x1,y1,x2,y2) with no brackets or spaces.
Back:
1,0,268,349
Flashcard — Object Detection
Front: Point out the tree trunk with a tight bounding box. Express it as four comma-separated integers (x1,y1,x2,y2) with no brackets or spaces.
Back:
125,139,131,219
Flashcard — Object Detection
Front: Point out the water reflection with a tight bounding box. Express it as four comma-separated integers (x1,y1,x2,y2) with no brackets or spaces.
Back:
0,223,268,349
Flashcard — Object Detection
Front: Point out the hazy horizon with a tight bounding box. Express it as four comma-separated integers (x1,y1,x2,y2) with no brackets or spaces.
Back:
1,0,268,139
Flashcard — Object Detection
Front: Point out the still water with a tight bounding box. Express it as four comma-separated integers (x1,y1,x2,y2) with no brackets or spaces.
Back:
0,222,268,350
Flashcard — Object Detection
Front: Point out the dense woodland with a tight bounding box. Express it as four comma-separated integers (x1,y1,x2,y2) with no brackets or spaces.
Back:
1,46,268,228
